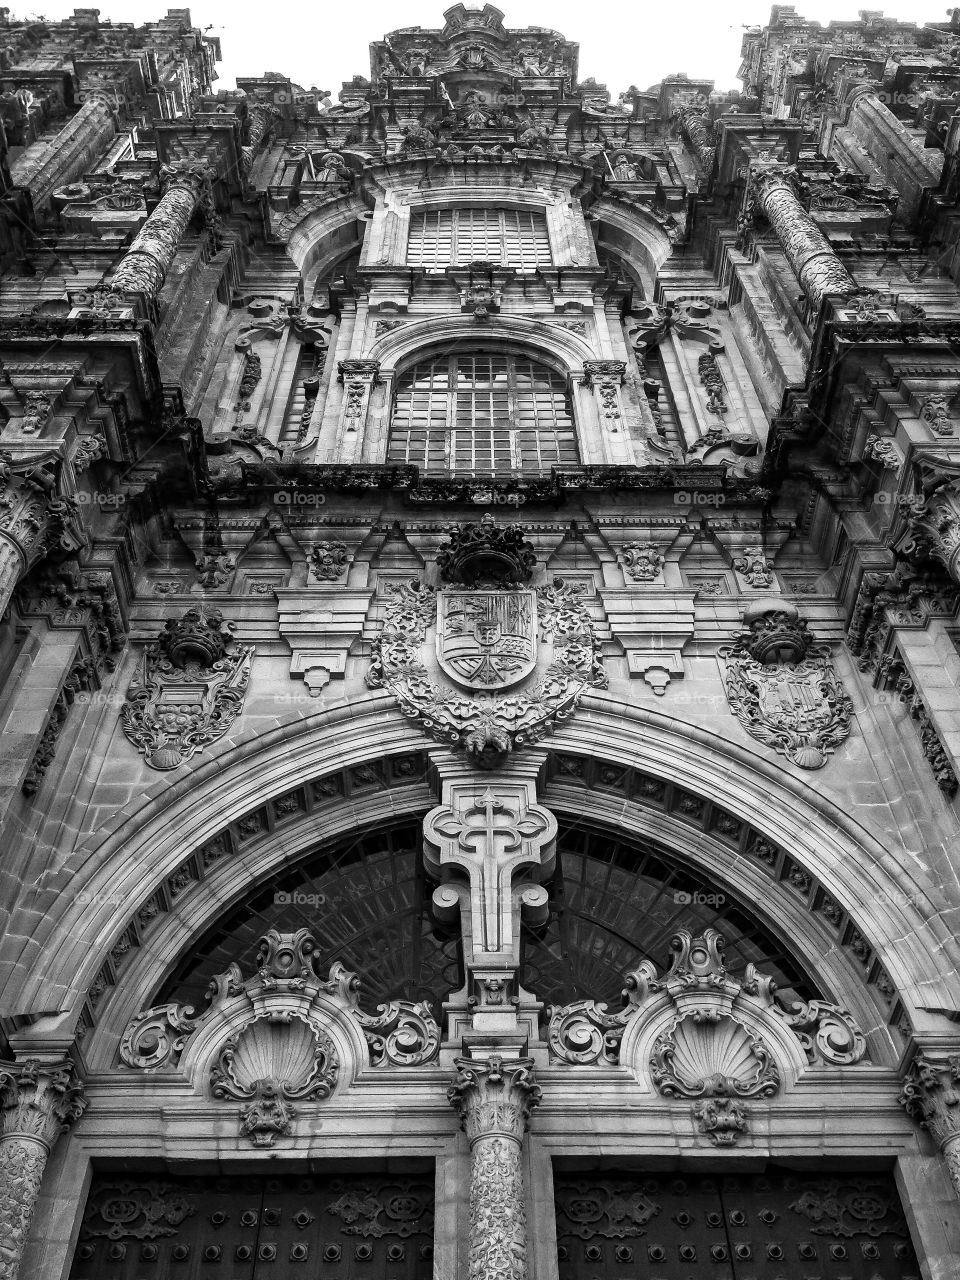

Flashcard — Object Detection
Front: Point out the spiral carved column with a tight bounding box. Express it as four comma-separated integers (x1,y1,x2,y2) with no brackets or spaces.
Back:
448,1055,542,1280
751,166,858,307
0,1059,86,1280
109,162,213,300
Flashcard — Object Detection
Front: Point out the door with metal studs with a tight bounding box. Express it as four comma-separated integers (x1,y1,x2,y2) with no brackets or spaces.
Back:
68,1174,435,1280
554,1169,921,1280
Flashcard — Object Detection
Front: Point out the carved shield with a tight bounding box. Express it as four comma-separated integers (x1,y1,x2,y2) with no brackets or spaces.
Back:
436,589,537,692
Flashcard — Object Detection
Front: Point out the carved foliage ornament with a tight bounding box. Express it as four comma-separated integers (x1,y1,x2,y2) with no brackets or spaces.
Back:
120,609,253,770
120,929,441,1142
547,929,866,1145
721,601,852,769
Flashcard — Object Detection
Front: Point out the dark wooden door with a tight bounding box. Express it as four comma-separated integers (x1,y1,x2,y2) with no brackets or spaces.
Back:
69,1173,434,1280
554,1168,922,1279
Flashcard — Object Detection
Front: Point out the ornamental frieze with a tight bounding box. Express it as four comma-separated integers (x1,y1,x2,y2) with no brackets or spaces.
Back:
366,516,605,769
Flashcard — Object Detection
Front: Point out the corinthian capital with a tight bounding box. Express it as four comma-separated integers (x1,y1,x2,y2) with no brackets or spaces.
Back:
0,1058,86,1148
0,456,82,566
899,482,960,583
447,1054,542,1146
159,160,216,193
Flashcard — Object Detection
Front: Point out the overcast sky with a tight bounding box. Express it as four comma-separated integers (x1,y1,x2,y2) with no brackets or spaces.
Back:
23,1,950,94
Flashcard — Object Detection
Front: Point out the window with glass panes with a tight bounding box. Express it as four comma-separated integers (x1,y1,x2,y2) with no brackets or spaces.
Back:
388,351,578,472
407,208,552,270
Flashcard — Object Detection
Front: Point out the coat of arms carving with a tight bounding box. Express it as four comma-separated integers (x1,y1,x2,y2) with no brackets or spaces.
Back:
367,516,605,768
720,601,852,769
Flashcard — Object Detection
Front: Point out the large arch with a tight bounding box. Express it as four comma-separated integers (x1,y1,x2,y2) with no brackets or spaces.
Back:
3,691,955,1051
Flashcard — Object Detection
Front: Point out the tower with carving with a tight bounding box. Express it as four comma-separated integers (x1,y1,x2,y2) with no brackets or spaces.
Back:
1,4,960,1276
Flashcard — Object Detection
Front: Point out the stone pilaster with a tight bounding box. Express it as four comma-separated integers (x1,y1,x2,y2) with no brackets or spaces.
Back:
900,1053,960,1200
751,166,858,307
10,95,115,211
448,1054,541,1280
109,162,213,300
0,1059,86,1280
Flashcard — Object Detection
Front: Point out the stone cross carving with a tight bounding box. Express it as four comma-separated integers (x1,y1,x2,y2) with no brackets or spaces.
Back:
0,1058,86,1280
423,778,557,976
448,1054,542,1280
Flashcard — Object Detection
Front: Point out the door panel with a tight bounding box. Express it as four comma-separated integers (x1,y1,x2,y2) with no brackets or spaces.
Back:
69,1174,434,1280
554,1168,922,1279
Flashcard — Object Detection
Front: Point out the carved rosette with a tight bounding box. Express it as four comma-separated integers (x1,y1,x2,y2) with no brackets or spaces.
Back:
721,601,852,768
448,1055,542,1280
750,166,858,307
120,609,253,770
900,1053,960,1199
0,1059,86,1280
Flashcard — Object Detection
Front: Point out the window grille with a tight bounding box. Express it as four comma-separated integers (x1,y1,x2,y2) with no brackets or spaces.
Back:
388,350,577,473
407,208,551,269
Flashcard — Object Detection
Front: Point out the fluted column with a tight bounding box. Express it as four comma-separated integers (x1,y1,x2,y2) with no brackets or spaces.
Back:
109,162,212,300
0,1059,86,1280
751,166,858,307
448,1055,541,1280
10,95,115,210
846,85,942,218
900,1053,960,1199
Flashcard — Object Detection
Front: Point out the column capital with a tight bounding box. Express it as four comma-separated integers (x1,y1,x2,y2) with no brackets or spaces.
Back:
159,159,216,194
0,1057,86,1149
899,483,960,584
448,1053,542,1146
0,453,82,567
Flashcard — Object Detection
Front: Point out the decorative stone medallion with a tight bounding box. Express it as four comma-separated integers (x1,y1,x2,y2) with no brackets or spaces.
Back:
367,576,605,768
720,600,852,769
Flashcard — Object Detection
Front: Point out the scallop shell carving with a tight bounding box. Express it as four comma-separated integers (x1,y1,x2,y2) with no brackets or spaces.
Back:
651,1014,780,1099
210,1014,339,1102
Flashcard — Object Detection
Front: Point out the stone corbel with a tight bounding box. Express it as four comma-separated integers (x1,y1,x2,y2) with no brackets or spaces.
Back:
276,587,372,695
581,359,627,432
445,261,514,321
599,586,695,694
336,359,380,434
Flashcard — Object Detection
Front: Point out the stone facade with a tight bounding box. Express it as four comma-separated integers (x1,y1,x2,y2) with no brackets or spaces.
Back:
1,3,960,1277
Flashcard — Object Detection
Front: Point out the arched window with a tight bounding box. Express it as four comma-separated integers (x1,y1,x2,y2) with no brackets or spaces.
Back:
407,207,551,269
388,349,578,473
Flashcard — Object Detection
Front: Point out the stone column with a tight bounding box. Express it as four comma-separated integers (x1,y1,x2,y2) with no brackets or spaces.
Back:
242,103,279,170
678,106,716,173
448,1054,541,1280
10,95,115,211
0,459,76,618
109,162,212,300
899,483,960,585
751,166,858,307
0,1058,86,1280
846,85,942,219
900,1053,960,1199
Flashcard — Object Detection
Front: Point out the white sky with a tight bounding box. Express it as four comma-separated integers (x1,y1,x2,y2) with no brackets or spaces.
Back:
21,1,950,94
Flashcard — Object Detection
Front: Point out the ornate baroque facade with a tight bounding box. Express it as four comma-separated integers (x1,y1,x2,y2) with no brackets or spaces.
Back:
2,3,960,1276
